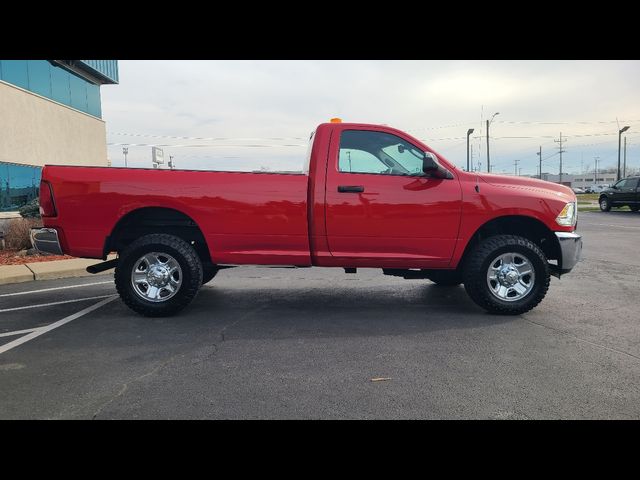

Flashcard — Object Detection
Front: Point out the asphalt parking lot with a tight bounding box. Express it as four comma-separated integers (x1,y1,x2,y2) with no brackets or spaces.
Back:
1,210,639,419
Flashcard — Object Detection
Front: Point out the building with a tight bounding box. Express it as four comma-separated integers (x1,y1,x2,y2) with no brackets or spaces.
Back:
571,173,617,189
0,60,118,212
533,172,617,189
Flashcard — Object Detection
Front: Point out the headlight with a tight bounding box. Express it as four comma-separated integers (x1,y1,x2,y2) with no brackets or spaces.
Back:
556,202,577,227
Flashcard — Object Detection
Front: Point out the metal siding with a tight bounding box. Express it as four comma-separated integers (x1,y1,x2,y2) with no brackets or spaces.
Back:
78,60,119,84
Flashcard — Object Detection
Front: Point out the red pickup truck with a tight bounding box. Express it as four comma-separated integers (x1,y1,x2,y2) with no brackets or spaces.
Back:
31,121,581,317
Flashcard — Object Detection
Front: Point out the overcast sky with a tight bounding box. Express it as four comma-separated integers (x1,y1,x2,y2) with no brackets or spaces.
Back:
102,60,640,176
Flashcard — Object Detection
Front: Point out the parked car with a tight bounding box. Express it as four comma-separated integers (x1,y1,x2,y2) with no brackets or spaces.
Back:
572,187,586,194
598,177,640,212
31,120,582,317
585,184,609,194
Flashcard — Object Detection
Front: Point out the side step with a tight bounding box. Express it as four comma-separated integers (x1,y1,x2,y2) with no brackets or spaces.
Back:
86,258,119,274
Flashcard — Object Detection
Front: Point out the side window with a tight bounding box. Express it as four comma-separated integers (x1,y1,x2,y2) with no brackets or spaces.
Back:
626,178,639,189
338,130,426,176
339,149,388,174
615,179,628,189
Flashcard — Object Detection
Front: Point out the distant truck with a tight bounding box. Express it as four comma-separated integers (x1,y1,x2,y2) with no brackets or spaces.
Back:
598,176,640,212
31,120,582,317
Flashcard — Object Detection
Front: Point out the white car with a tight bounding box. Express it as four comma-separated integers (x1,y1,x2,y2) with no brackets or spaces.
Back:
586,184,609,193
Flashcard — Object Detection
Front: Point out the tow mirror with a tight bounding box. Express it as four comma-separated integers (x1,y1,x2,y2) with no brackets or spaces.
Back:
422,152,452,179
422,152,439,174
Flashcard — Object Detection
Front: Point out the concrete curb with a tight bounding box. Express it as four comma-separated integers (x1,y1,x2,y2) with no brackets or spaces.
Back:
0,255,117,285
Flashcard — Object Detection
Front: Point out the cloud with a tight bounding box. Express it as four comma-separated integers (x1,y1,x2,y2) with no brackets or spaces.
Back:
102,60,640,175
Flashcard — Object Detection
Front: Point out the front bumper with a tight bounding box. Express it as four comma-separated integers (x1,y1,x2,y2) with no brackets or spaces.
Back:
553,231,582,275
30,228,63,255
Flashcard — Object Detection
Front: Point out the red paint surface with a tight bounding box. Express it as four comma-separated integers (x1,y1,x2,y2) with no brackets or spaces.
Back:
41,122,577,269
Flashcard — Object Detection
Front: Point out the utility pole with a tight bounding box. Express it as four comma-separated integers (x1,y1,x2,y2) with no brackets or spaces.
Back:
122,146,129,168
623,137,627,178
554,133,566,184
486,112,499,173
537,146,542,179
594,157,599,185
514,159,520,176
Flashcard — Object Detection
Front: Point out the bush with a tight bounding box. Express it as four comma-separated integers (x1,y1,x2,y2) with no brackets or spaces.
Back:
5,218,42,250
19,198,41,218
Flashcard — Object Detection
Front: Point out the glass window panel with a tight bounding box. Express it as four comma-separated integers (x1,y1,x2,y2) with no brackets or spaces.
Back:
339,149,388,174
50,65,71,106
1,60,29,89
338,130,426,176
27,60,52,97
86,83,101,117
0,162,42,212
69,73,88,112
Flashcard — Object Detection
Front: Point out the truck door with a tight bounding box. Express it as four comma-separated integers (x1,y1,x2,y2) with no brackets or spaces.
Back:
324,127,462,265
611,178,636,205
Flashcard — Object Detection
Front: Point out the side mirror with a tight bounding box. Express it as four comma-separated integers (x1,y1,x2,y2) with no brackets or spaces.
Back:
422,152,438,173
422,152,452,179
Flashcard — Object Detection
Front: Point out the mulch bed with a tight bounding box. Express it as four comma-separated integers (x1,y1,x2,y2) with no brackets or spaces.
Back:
0,250,72,266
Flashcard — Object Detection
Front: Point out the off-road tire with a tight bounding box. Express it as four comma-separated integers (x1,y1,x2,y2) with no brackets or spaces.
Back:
462,235,550,315
599,196,611,212
115,234,203,317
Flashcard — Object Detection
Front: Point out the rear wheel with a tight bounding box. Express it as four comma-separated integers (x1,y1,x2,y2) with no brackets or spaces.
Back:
462,235,550,315
115,233,203,317
630,205,639,212
599,196,611,211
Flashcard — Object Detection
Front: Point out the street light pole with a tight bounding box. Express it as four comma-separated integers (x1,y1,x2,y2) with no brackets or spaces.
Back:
618,126,630,181
466,128,474,171
623,136,627,178
486,112,499,173
123,146,129,168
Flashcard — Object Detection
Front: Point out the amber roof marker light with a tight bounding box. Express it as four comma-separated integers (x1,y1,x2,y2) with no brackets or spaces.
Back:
330,118,342,123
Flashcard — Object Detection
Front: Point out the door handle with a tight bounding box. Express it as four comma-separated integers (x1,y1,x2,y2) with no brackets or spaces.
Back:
338,185,365,193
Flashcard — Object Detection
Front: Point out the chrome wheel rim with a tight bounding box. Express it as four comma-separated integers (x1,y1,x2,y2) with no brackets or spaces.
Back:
130,252,182,303
486,252,535,302
600,199,608,210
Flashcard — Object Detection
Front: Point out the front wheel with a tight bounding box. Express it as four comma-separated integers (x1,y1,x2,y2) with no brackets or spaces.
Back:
599,196,611,212
115,233,203,317
462,235,550,315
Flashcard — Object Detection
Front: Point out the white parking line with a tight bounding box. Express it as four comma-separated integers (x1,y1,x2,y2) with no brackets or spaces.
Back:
0,328,38,338
0,296,117,355
0,281,113,298
579,222,640,229
0,295,115,314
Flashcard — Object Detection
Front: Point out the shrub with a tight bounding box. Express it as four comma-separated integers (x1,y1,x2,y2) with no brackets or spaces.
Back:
5,218,42,250
19,198,41,218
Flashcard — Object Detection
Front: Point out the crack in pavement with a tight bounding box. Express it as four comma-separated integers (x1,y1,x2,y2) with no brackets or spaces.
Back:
525,319,640,363
90,353,183,420
90,305,269,418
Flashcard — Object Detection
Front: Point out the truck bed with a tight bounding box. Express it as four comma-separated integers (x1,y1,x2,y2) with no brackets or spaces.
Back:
42,165,312,264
